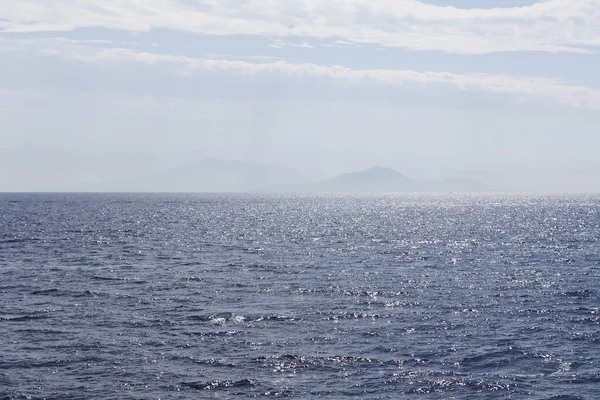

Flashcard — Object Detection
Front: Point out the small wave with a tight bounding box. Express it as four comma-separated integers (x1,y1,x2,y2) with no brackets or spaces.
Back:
327,312,392,320
191,358,237,368
406,379,513,394
563,289,596,299
169,355,237,367
73,289,109,298
387,370,514,394
0,314,48,322
188,313,295,324
90,275,146,285
0,358,75,370
0,237,40,243
257,354,401,373
343,289,382,297
291,287,330,295
30,288,105,298
460,348,524,372
91,275,122,281
14,328,68,335
182,330,239,337
180,378,255,390
564,373,600,384
30,288,61,295
380,300,421,308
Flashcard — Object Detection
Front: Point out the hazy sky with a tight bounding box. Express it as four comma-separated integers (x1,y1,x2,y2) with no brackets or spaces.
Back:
1,0,600,191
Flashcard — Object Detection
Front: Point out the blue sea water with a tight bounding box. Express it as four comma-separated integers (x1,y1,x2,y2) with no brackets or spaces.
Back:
0,193,599,399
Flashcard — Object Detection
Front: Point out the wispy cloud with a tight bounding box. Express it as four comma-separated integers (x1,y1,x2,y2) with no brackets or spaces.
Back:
1,0,599,54
10,38,599,111
269,39,315,49
320,40,362,49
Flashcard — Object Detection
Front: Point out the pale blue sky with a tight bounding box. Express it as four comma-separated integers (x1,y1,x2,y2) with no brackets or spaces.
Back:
1,0,599,191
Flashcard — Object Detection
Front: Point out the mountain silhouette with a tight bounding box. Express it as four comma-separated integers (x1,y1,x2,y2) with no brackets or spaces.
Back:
266,166,421,193
318,166,420,192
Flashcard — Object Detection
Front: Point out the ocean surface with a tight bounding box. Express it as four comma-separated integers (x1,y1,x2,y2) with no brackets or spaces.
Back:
1,193,599,399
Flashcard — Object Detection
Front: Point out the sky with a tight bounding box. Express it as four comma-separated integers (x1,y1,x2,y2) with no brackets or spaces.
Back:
1,0,600,192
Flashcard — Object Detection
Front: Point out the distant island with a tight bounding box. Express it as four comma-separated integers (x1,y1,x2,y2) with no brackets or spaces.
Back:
265,166,493,193
0,147,494,192
97,161,493,193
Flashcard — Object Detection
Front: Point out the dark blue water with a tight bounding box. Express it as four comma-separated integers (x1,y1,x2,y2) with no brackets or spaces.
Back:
1,193,599,399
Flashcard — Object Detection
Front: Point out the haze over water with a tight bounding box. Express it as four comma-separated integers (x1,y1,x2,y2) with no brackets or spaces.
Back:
2,1,600,192
1,193,599,399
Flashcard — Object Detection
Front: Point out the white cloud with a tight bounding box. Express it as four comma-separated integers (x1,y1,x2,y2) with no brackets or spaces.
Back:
10,38,598,111
269,39,315,49
1,0,599,54
320,40,362,49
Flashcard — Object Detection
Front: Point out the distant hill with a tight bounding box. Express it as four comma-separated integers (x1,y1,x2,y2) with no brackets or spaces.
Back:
422,178,493,193
111,159,306,192
0,148,495,193
266,166,421,193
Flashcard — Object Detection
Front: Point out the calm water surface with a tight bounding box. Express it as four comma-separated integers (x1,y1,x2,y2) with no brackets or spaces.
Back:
1,193,599,399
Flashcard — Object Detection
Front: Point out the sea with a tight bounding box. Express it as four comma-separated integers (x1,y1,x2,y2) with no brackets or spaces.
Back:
1,193,599,399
